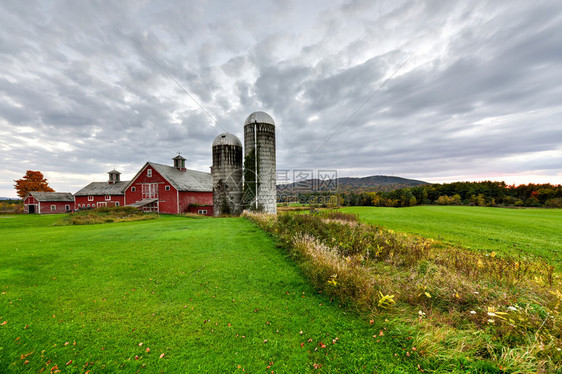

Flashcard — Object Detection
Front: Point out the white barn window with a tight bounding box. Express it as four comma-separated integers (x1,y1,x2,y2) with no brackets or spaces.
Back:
147,169,152,177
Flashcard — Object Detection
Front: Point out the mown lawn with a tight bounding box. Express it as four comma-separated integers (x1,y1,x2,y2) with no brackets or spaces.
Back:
0,215,421,373
341,206,562,269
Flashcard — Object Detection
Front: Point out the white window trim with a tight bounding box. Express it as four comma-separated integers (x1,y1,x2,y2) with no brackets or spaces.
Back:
131,187,136,192
147,169,152,177
165,185,170,191
198,209,207,215
65,205,70,211
51,205,56,211
105,195,111,200
115,202,119,206
88,195,94,201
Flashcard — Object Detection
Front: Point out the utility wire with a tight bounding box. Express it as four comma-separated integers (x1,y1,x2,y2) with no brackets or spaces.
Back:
311,56,412,156
146,50,227,133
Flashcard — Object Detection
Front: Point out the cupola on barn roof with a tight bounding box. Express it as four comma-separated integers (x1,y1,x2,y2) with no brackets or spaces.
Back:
244,111,275,126
212,133,242,147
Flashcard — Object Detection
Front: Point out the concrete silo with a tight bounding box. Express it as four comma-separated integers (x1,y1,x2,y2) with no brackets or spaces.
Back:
211,133,243,215
243,111,277,214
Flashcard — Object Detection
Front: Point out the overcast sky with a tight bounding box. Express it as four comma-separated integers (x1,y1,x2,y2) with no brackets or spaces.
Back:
1,0,561,197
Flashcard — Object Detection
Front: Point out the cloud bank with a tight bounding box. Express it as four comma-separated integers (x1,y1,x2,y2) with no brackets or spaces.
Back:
1,0,561,197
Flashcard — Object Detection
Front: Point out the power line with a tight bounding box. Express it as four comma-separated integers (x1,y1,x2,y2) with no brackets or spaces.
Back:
145,50,227,133
311,56,411,156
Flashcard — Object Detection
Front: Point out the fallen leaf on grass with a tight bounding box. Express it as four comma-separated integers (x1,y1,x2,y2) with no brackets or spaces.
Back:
23,360,29,365
159,353,165,359
146,348,150,353
138,342,143,346
1,320,7,326
66,360,72,365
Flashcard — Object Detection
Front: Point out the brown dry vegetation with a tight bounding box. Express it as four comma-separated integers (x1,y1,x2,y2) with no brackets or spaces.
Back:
244,210,562,372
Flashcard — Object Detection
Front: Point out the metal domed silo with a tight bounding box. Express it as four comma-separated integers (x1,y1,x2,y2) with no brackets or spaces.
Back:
212,133,243,215
243,111,277,214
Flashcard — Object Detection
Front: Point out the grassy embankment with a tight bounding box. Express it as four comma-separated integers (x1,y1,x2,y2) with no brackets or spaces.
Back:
341,206,562,270
1,214,421,373
245,207,562,372
54,206,158,225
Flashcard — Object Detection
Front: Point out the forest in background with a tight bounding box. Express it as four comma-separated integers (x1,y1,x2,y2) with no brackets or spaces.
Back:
291,181,562,208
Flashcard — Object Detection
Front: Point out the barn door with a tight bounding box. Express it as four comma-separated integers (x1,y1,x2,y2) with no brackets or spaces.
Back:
142,183,158,199
29,205,36,214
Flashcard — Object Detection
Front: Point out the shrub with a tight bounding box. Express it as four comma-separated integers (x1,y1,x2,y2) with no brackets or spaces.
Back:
546,198,562,208
55,206,157,225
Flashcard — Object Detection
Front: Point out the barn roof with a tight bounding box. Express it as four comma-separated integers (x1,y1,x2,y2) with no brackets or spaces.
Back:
74,181,129,196
149,162,212,192
28,192,74,202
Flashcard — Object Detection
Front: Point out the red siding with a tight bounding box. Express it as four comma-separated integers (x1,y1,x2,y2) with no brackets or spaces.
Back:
179,191,213,216
24,197,72,214
125,164,213,214
24,195,38,214
75,195,125,209
39,201,72,214
186,203,214,216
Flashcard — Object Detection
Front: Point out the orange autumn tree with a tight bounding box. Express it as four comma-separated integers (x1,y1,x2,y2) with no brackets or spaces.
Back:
14,170,55,199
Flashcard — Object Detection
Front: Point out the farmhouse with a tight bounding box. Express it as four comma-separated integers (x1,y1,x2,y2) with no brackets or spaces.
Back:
124,155,213,215
23,191,74,214
75,170,129,209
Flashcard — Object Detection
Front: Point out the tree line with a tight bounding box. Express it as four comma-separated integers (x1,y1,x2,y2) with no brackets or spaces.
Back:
291,181,562,208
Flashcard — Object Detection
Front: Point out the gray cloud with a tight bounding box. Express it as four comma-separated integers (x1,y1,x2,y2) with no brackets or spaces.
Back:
1,0,561,197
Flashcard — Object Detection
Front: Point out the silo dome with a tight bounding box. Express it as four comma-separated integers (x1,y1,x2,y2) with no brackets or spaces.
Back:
244,111,275,126
213,133,243,147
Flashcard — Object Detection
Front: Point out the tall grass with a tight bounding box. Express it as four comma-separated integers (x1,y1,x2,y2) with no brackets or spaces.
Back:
244,210,562,372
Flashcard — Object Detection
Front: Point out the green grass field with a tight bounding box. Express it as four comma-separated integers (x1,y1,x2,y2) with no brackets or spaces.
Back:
341,206,562,269
1,215,421,373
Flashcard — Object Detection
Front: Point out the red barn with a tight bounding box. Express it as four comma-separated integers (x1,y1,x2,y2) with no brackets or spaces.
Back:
24,192,74,214
125,155,213,215
75,170,128,209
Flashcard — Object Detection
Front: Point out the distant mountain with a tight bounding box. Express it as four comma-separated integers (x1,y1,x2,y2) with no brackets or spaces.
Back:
0,197,20,200
278,175,428,194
